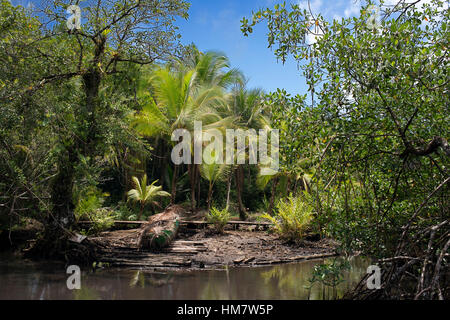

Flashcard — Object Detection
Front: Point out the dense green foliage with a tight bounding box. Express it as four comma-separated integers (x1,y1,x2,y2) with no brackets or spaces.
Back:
242,0,449,299
0,0,448,300
0,0,189,254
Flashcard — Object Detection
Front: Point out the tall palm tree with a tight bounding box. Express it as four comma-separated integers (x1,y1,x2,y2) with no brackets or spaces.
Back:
200,149,231,211
218,84,271,220
132,66,229,211
175,46,244,89
127,174,170,220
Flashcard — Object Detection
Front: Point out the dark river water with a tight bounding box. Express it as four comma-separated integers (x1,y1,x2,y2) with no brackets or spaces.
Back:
0,254,370,300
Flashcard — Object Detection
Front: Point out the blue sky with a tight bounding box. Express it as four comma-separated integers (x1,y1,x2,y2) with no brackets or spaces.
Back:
12,0,375,95
175,0,365,96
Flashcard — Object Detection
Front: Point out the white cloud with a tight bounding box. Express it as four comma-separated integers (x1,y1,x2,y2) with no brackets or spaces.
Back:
306,26,324,45
344,0,361,17
333,13,343,21
298,0,323,14
297,0,327,44
382,0,448,12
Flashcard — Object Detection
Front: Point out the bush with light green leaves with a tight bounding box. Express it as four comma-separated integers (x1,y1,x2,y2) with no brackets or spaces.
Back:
206,207,231,234
261,193,313,242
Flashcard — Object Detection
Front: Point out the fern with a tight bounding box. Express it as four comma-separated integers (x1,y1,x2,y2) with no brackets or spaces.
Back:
206,207,230,233
261,193,313,241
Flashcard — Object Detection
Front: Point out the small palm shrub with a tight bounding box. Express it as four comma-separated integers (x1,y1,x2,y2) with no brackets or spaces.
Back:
206,207,230,233
261,193,313,242
127,174,170,220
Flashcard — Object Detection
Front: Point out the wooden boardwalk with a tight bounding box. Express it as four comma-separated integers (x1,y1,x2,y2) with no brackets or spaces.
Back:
77,219,273,230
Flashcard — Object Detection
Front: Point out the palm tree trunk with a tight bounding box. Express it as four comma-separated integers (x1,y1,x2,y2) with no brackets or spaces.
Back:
293,178,299,196
197,171,201,208
170,164,178,204
195,164,200,209
159,140,167,189
235,166,247,220
225,173,232,210
268,176,279,215
286,177,291,196
138,203,144,221
207,182,213,211
188,163,197,213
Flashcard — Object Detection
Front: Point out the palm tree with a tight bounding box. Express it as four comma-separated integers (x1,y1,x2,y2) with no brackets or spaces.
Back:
217,84,271,220
132,66,229,211
127,174,170,220
200,149,231,211
175,46,244,89
257,157,315,215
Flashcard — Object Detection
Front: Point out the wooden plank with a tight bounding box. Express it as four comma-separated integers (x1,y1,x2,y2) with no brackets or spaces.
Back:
173,240,206,246
182,220,272,226
77,220,143,225
77,219,273,227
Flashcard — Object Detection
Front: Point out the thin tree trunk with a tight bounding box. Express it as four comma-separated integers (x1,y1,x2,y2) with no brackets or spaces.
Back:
207,182,213,211
195,164,200,209
268,176,279,215
197,170,201,208
138,203,144,221
189,163,197,213
286,177,291,196
225,173,232,210
159,140,167,188
235,166,247,220
170,164,178,204
293,178,298,196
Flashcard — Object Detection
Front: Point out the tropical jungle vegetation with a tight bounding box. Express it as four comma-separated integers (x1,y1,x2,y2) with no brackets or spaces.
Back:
0,0,448,300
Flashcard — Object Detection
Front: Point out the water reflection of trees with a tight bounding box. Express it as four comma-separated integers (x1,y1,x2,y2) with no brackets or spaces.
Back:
260,258,370,300
0,256,370,300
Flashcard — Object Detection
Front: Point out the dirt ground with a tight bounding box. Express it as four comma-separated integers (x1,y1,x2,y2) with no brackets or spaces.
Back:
91,225,338,270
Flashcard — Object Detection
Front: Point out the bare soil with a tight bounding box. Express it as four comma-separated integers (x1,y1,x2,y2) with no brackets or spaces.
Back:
91,226,338,270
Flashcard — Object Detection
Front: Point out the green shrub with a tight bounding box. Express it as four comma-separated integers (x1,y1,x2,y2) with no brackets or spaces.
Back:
74,186,114,234
261,193,313,242
113,201,139,221
74,186,104,221
87,208,115,234
206,207,230,233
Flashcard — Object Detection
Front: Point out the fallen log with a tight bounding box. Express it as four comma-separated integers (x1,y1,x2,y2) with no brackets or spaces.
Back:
137,205,184,251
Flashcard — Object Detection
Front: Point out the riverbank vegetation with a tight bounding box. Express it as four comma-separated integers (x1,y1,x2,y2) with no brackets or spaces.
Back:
0,0,448,300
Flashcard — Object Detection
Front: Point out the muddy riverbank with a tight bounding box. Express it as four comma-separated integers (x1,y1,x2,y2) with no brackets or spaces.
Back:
1,217,338,271
91,226,338,270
